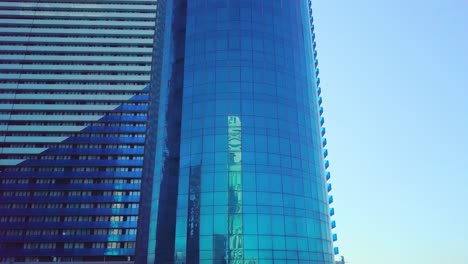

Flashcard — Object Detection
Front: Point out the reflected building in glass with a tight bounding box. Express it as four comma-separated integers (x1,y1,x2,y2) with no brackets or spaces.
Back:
137,0,337,264
0,0,158,262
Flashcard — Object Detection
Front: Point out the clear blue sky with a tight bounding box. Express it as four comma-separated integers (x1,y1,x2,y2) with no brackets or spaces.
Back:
313,0,467,263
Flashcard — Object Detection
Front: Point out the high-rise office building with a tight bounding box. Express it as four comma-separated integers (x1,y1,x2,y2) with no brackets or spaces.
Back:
0,0,338,263
0,0,157,262
136,0,337,263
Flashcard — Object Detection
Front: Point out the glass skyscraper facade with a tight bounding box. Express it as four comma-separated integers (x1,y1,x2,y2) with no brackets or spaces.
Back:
137,0,337,264
0,0,157,262
0,0,338,263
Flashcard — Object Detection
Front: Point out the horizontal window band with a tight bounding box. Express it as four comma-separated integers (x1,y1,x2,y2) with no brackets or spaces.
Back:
0,171,142,179
0,184,141,192
0,136,145,144
0,125,146,132
0,43,153,49
1,36,154,45
0,234,137,244
0,105,148,112
0,3,157,13
0,147,144,155
0,224,137,232
1,55,153,63
0,9,157,17
0,114,146,121
0,93,146,99
0,46,153,55
0,29,155,38
0,11,156,21
0,74,151,82
1,159,143,167
0,18,155,28
0,125,85,132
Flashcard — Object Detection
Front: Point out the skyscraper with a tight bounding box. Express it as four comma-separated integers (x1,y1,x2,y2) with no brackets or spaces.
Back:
0,0,338,263
0,0,157,262
137,0,337,263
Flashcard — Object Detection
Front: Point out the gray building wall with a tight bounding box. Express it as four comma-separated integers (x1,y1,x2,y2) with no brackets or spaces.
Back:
0,0,157,262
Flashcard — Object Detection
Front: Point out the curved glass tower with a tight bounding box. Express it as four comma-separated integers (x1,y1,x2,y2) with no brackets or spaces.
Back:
138,0,335,263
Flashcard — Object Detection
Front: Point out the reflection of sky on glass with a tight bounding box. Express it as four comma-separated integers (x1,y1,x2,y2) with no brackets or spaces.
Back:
105,249,119,256
313,0,468,263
